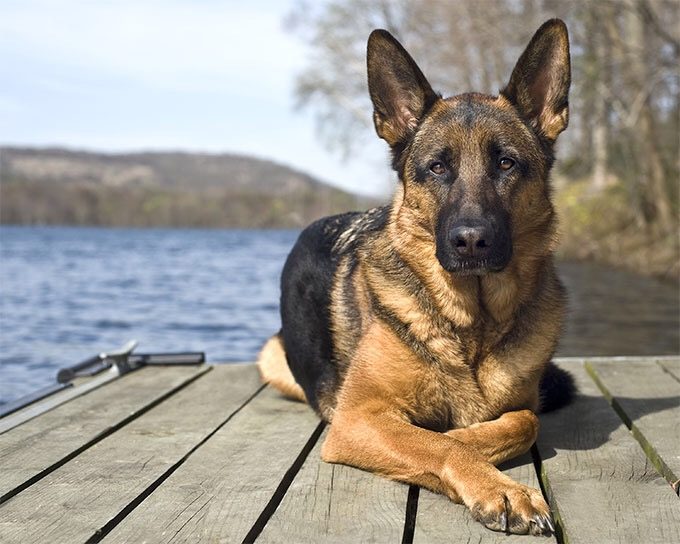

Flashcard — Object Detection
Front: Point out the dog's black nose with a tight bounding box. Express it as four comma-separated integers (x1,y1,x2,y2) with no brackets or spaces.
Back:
450,225,493,258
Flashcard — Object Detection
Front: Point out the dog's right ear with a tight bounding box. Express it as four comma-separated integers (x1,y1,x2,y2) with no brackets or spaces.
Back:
367,30,439,148
501,19,571,143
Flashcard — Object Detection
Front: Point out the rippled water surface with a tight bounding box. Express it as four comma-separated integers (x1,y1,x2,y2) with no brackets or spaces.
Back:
1,226,678,404
0,226,295,402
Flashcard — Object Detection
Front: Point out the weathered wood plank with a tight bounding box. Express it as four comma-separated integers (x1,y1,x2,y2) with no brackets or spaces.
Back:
1,367,121,434
0,364,208,502
413,452,555,543
0,364,262,543
101,386,323,544
257,428,410,543
536,360,680,544
587,357,680,493
0,381,72,421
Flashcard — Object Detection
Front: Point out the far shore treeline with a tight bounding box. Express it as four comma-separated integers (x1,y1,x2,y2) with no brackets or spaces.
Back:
0,147,377,229
0,143,677,281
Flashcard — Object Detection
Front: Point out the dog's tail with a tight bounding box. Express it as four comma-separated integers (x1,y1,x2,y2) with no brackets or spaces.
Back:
256,332,307,403
538,361,576,413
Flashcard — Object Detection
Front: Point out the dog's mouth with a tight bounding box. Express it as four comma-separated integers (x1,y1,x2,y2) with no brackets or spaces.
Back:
435,242,512,276
441,258,509,276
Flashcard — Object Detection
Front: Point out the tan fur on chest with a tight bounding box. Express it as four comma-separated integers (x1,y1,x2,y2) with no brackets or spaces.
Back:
334,316,542,431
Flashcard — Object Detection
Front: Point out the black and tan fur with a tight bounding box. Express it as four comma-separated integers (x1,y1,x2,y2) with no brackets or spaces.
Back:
257,19,575,535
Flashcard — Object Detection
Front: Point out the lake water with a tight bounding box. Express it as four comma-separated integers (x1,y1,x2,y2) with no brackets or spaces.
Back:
1,226,678,405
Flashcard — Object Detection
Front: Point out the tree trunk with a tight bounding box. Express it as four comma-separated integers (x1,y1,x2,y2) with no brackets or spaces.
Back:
637,0,674,232
591,4,609,191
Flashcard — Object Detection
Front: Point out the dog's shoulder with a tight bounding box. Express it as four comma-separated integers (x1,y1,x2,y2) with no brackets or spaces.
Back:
330,205,390,256
291,206,389,261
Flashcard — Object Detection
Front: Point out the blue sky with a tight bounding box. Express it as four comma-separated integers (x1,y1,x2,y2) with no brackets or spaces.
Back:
0,0,391,196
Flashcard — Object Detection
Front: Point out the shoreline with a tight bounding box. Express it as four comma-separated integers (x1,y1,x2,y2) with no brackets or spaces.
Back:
2,222,677,285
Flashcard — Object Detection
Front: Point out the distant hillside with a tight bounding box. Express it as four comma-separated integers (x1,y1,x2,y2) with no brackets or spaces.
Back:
0,147,378,228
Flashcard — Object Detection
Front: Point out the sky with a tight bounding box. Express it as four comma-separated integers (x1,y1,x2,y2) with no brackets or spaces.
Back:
0,0,392,197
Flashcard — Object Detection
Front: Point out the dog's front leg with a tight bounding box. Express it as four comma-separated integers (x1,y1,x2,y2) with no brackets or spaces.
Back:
319,321,553,535
445,409,540,466
322,408,553,535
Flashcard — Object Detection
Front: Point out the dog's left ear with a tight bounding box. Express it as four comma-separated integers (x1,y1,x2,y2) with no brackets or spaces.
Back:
367,29,439,148
501,19,571,142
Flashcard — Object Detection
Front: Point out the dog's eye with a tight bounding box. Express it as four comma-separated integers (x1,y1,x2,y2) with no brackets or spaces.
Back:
499,157,515,171
430,161,446,175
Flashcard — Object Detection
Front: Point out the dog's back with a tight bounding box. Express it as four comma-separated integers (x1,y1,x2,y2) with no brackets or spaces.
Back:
258,208,389,416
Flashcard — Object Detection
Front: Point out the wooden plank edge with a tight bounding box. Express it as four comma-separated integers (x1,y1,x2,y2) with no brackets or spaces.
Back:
531,444,569,544
0,382,72,419
533,358,586,544
657,359,680,384
584,360,680,496
0,368,123,434
0,365,213,506
0,361,231,434
241,420,327,544
85,381,269,544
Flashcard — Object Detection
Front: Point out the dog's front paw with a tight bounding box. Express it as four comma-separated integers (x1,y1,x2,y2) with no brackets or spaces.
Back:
468,482,554,536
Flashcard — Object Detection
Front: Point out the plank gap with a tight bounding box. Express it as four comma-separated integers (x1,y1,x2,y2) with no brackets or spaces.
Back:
584,361,679,496
242,421,326,544
254,425,410,542
401,485,419,544
0,366,211,505
85,381,268,544
656,360,680,385
531,444,566,544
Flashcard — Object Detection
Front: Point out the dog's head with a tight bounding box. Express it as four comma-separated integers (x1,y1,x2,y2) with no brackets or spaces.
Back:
367,20,570,275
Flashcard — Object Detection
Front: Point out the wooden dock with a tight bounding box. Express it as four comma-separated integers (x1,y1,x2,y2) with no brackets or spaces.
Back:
0,356,678,543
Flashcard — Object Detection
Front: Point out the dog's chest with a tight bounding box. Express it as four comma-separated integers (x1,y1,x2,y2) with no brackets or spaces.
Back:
409,343,538,430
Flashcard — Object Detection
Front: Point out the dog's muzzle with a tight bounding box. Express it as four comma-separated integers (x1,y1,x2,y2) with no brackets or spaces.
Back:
436,218,512,275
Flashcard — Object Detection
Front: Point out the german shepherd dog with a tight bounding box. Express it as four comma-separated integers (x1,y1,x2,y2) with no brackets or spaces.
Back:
257,19,574,536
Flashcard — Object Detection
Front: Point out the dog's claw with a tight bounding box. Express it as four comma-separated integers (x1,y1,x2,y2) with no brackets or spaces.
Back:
545,516,555,533
529,513,555,536
532,515,546,531
469,485,553,535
